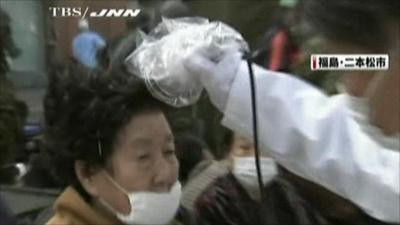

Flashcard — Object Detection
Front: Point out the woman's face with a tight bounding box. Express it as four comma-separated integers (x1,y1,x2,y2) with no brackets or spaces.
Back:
80,110,179,215
229,134,255,158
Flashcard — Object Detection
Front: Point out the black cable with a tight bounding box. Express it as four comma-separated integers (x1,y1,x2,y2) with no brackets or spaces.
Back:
243,52,265,200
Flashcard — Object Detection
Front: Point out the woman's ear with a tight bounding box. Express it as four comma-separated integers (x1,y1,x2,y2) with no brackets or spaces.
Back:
75,160,100,197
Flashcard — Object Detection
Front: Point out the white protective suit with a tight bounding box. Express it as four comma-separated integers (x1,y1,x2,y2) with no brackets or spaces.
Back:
183,49,400,223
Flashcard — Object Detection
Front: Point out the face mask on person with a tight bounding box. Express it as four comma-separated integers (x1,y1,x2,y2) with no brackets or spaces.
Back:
100,172,182,225
232,156,277,198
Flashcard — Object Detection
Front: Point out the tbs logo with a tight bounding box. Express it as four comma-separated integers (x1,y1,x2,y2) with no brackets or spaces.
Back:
49,7,141,18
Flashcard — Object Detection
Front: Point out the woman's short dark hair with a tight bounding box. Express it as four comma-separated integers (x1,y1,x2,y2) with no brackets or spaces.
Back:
175,134,206,183
304,0,400,51
44,64,167,190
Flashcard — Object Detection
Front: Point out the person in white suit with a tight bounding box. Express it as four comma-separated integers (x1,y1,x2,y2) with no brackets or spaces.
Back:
182,0,399,223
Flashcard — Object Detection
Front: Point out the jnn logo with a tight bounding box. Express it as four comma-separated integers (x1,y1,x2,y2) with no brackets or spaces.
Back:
90,9,141,17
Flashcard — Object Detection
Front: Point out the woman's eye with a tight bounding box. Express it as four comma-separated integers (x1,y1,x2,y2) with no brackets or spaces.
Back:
240,145,251,151
164,149,175,156
137,154,150,160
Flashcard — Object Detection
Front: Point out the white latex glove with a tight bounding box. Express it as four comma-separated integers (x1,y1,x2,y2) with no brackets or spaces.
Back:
183,46,243,111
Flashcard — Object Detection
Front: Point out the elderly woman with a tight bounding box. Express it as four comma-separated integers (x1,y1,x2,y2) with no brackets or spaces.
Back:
44,63,194,225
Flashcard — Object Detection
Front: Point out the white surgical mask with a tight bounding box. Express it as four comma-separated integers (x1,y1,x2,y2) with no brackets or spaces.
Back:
101,172,182,225
232,156,277,200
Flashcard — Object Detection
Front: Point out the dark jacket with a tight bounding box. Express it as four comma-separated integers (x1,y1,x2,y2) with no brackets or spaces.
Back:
195,170,398,225
195,173,327,225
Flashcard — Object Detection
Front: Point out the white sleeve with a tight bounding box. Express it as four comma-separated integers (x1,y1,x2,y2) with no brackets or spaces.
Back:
204,60,400,223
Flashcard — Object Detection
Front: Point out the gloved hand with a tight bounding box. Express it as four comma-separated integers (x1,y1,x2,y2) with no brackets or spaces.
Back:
183,46,243,111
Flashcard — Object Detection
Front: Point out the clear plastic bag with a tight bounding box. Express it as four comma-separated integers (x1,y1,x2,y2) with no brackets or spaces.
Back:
125,17,249,107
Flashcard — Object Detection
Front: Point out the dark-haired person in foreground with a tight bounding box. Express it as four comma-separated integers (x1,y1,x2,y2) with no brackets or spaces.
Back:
44,65,194,225
182,0,399,224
